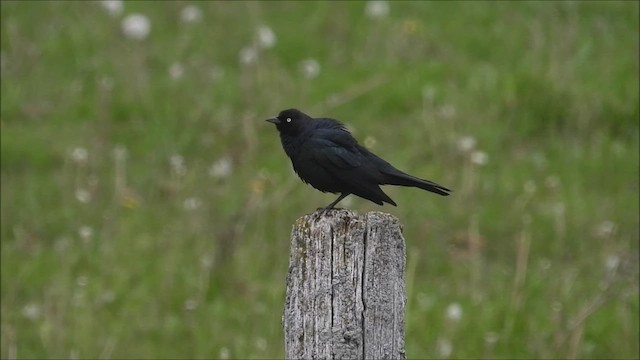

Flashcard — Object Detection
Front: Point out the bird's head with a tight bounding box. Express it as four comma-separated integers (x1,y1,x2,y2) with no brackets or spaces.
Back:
265,108,312,136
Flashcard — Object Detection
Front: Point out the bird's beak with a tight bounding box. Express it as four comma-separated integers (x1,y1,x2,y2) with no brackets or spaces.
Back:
265,117,280,124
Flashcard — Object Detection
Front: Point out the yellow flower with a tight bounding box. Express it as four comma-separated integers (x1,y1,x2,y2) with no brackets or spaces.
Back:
401,19,419,34
121,194,140,208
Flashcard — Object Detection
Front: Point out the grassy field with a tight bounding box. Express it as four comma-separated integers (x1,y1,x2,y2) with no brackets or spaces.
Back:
1,1,638,358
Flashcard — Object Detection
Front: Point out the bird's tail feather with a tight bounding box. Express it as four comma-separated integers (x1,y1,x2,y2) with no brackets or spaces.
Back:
383,171,451,196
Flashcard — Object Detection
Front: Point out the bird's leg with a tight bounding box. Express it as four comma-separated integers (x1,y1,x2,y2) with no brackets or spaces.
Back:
322,193,349,212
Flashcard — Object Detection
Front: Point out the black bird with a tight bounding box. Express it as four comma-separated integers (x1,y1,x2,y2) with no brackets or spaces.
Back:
266,109,451,209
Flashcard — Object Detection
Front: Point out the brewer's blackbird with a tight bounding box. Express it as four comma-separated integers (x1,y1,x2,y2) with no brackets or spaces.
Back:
266,108,451,209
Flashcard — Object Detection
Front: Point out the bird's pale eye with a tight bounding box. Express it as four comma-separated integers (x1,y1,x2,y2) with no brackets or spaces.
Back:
286,118,292,123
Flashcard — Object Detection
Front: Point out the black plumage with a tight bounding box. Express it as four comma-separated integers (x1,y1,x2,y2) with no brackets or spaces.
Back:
266,108,451,209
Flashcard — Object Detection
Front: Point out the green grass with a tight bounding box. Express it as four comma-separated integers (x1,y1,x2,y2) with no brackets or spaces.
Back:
1,1,638,358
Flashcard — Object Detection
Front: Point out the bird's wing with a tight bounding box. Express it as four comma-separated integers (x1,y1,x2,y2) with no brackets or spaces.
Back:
307,129,362,169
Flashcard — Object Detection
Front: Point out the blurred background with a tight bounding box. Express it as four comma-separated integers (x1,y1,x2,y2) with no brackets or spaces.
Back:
1,1,638,358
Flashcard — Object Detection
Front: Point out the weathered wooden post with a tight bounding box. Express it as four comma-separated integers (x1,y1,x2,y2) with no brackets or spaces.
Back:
283,209,406,359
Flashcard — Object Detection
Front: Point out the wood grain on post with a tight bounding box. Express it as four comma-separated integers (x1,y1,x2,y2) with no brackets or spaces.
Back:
283,209,406,359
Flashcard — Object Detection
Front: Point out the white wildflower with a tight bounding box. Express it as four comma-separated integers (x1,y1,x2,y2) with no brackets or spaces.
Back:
100,0,123,17
169,154,186,176
445,302,463,322
75,189,92,203
365,1,389,19
169,62,184,80
22,303,41,320
183,197,202,211
180,5,202,24
456,136,476,153
257,25,276,49
239,46,258,65
470,150,489,166
78,226,94,241
436,337,452,358
71,147,89,163
300,58,321,79
121,14,151,40
604,255,620,271
209,157,233,178
219,347,230,360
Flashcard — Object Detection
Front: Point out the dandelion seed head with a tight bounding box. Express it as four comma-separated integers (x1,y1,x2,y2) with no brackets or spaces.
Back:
100,0,123,17
445,302,463,322
436,337,452,358
300,58,321,79
209,157,233,179
180,5,202,24
183,197,202,211
169,154,187,176
457,136,476,153
71,147,89,163
121,14,151,40
169,62,184,80
22,303,41,320
75,189,92,204
239,46,258,65
470,150,489,166
365,1,389,19
78,226,94,241
604,255,620,271
219,347,230,360
257,26,276,49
